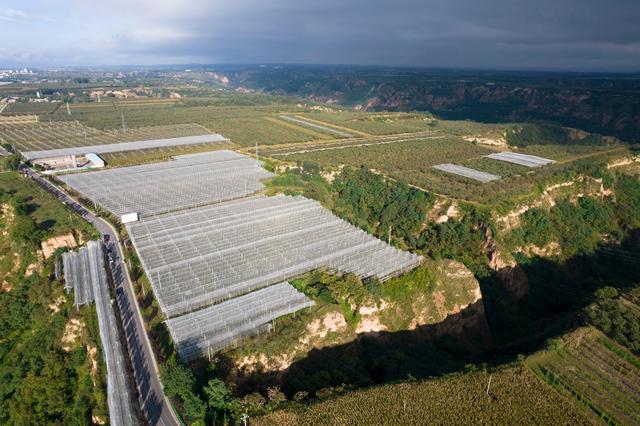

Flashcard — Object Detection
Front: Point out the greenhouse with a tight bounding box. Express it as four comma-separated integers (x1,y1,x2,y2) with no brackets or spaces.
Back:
167,282,314,361
60,150,273,217
21,133,229,160
485,151,556,167
128,195,424,318
62,242,135,424
432,163,501,183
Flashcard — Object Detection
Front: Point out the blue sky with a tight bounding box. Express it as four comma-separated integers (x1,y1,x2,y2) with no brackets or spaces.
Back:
1,0,639,71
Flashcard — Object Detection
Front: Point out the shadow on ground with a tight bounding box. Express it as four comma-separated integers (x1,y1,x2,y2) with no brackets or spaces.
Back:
216,231,640,397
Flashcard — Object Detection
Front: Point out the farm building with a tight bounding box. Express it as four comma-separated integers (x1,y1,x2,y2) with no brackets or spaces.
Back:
33,152,106,174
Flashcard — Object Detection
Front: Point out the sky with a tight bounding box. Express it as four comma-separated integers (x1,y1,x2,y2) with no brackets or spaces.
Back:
1,0,639,71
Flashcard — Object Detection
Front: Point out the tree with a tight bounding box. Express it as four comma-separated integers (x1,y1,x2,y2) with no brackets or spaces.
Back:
160,360,207,423
11,217,40,246
3,154,20,171
203,379,240,421
11,199,29,216
182,393,206,424
266,386,286,408
239,393,266,415
203,379,231,412
161,361,196,398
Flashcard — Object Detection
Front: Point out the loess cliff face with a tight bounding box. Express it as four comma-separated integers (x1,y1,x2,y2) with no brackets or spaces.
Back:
231,260,491,374
220,66,640,143
354,83,640,142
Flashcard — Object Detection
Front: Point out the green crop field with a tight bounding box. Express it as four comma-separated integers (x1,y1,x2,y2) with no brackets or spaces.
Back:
51,101,339,146
3,101,59,114
529,328,640,426
298,111,436,135
297,111,509,136
257,132,435,156
271,131,631,206
254,367,597,425
280,135,496,169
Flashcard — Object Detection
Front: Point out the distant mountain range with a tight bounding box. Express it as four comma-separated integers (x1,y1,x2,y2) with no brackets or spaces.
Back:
212,65,640,143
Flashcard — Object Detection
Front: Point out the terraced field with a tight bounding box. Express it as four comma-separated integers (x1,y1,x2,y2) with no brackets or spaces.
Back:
530,328,640,426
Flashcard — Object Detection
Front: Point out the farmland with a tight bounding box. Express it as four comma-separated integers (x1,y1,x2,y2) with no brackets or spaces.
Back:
529,328,640,425
100,142,234,167
0,120,213,151
1,69,639,426
253,367,597,425
49,100,339,146
272,131,631,206
279,134,496,168
3,101,60,114
296,111,437,135
253,327,640,426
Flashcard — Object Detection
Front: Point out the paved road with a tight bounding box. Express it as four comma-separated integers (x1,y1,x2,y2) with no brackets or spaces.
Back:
87,241,136,425
24,167,180,426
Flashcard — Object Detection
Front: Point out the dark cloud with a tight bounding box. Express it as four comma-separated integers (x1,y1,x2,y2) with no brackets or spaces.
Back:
4,0,640,70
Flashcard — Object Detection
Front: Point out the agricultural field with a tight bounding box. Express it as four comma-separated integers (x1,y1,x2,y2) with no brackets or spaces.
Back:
529,328,640,425
297,111,435,135
280,135,496,170
297,111,511,137
273,130,632,206
51,102,338,146
3,101,60,114
0,120,213,152
100,141,234,167
279,115,356,137
257,132,435,157
253,367,597,425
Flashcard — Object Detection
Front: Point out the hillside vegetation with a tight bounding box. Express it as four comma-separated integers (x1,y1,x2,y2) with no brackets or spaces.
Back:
0,171,106,424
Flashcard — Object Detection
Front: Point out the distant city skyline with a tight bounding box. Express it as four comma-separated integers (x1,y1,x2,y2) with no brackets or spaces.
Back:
1,0,639,72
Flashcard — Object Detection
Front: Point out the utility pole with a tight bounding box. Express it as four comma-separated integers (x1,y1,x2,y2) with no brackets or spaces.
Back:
121,113,126,133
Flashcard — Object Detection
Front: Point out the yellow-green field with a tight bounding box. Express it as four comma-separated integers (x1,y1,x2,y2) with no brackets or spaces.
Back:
529,328,640,426
254,367,597,426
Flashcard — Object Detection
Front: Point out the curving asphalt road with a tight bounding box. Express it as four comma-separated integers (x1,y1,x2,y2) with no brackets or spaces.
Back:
24,167,180,426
